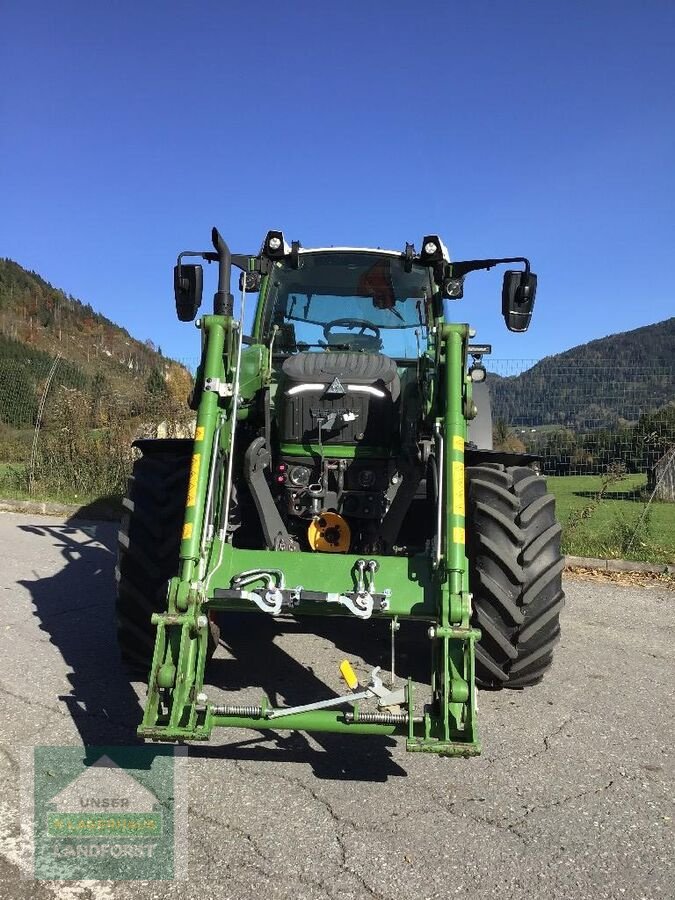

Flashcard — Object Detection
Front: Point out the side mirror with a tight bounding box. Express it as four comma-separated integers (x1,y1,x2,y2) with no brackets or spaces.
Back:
174,264,203,322
502,270,537,332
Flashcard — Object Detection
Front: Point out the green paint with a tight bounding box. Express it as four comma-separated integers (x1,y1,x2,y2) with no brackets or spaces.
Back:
178,315,227,574
138,245,485,756
279,443,394,459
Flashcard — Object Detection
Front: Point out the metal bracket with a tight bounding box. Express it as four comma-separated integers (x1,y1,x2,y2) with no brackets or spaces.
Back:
326,591,373,619
213,586,389,616
243,437,299,550
204,377,234,397
349,559,388,615
230,569,285,615
369,666,406,708
241,589,282,615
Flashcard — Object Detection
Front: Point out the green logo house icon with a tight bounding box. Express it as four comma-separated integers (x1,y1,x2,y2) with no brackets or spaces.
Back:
48,754,162,835
30,746,183,881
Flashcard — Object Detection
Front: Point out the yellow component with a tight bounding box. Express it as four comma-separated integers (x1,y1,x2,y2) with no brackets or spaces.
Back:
186,453,201,507
195,426,205,442
452,460,465,517
182,522,193,540
453,526,465,544
307,511,351,553
452,435,464,452
339,660,359,690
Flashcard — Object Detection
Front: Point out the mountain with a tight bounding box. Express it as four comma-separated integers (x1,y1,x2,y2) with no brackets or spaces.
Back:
489,318,674,430
0,258,168,381
1,256,672,436
0,258,190,428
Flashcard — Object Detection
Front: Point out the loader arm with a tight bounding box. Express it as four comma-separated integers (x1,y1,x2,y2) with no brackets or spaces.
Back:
138,310,480,755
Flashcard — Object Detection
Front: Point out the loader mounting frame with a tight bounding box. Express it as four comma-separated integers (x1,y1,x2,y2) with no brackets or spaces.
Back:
139,309,480,756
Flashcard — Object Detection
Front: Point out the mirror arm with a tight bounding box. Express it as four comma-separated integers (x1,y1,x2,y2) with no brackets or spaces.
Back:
176,231,235,316
176,243,254,318
175,250,219,281
177,251,251,269
451,256,530,278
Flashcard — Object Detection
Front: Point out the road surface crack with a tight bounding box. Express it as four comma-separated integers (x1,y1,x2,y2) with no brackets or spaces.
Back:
514,779,615,823
232,761,390,899
187,802,275,876
527,716,573,760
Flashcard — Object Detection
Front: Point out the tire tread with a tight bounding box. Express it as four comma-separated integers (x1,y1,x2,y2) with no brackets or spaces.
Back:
467,462,564,689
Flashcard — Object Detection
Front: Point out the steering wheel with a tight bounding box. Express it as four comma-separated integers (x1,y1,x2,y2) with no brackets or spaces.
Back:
323,318,381,341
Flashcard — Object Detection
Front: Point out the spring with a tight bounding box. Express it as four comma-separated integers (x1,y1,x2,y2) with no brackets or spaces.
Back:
346,711,410,725
211,705,263,717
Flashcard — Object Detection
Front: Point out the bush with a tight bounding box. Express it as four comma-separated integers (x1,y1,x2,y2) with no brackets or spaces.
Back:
0,424,31,462
30,385,194,501
601,507,653,559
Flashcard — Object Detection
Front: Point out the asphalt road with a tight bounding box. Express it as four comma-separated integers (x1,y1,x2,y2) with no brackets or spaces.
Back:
0,511,673,900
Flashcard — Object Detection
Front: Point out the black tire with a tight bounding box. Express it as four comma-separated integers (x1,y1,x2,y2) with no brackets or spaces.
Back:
116,443,220,673
466,463,564,689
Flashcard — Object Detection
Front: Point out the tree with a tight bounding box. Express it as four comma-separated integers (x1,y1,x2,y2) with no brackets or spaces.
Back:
90,371,108,426
492,419,526,454
541,429,578,475
146,367,167,397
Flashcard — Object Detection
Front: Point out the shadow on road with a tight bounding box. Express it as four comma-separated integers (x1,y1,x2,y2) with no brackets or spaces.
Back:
17,512,410,780
18,517,143,746
201,613,409,781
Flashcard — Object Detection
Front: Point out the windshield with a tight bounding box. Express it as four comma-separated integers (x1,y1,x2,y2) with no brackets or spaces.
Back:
264,251,433,359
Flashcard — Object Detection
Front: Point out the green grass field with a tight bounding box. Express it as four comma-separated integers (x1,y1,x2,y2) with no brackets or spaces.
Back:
548,473,675,564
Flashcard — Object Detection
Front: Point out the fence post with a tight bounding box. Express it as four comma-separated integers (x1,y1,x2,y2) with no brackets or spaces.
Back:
28,354,61,496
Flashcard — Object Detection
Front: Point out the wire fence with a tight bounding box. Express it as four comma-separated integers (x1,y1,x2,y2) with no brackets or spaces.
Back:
488,359,674,488
0,353,673,560
0,349,194,502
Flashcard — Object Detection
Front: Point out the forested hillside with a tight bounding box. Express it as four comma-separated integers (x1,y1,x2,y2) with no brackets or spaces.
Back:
489,319,674,475
490,317,674,428
1,257,672,487
0,258,191,428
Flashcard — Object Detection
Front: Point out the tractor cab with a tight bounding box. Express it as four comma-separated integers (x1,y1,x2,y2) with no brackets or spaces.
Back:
262,248,432,359
261,249,434,548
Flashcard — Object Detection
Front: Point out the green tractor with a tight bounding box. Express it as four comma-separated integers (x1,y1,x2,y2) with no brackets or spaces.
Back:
116,228,564,756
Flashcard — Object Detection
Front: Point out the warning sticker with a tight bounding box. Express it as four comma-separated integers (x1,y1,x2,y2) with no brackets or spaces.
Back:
452,461,465,517
182,522,193,540
186,454,201,507
195,426,205,442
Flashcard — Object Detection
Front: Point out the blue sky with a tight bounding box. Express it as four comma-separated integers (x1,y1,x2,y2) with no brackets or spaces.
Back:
1,0,673,365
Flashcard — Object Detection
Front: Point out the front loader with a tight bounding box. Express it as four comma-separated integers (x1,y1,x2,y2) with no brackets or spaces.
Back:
116,229,564,756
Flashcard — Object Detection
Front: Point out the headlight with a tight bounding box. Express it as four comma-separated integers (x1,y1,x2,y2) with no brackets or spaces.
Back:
263,230,291,258
444,277,464,299
358,469,376,488
420,234,449,262
288,465,311,487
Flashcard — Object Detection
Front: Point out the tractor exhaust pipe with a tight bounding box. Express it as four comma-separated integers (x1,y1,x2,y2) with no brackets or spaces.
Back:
212,227,234,316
